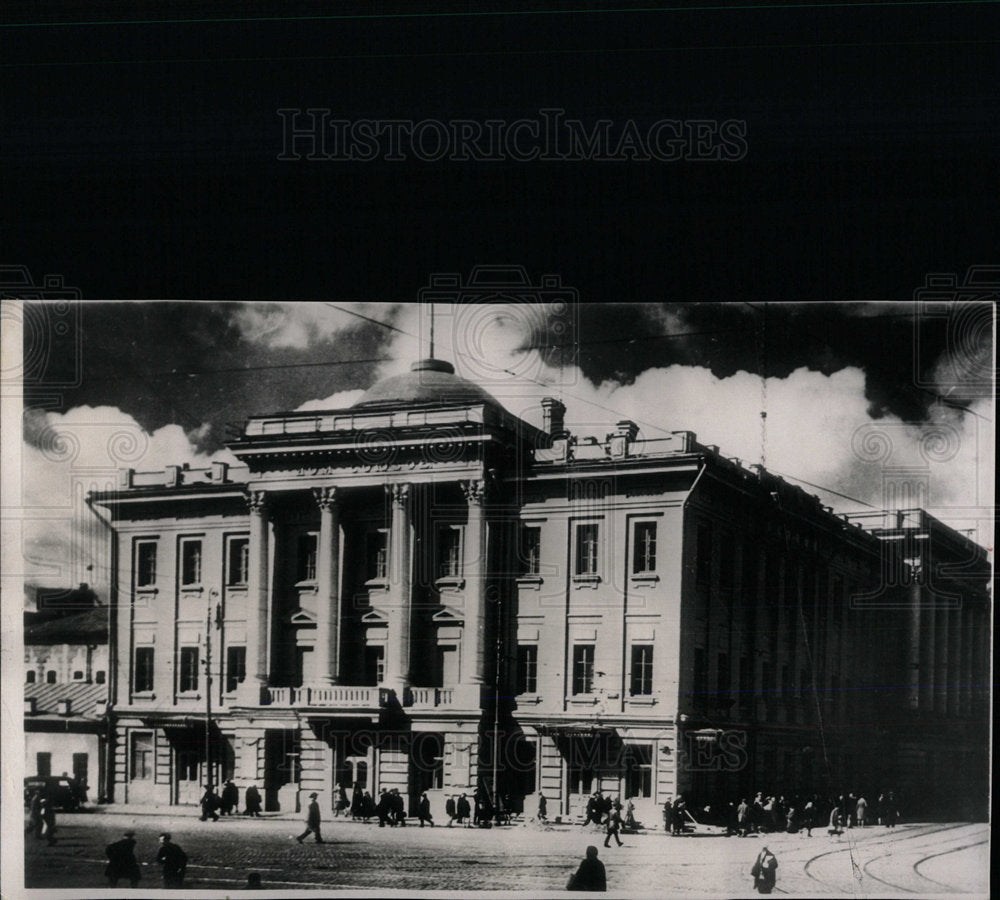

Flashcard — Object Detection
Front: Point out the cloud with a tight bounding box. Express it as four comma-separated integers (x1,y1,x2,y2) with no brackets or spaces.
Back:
232,302,397,349
295,389,366,412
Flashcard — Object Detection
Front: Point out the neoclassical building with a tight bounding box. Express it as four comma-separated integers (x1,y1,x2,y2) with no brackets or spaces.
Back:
90,358,991,821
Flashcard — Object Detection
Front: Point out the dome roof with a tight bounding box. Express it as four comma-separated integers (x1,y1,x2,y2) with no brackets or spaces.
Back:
353,359,501,409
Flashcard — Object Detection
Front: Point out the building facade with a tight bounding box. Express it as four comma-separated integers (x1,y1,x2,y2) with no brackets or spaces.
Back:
90,359,991,820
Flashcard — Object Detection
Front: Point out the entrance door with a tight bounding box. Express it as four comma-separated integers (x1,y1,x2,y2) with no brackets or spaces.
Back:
176,749,201,805
72,753,89,800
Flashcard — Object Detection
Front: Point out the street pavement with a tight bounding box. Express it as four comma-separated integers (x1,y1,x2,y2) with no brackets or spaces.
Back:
21,808,989,896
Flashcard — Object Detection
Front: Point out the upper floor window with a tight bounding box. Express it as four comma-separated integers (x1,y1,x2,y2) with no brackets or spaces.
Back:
572,644,595,695
227,537,249,586
73,670,84,681
366,529,389,581
134,647,154,693
297,533,318,583
225,646,246,693
437,525,463,579
179,646,199,692
180,539,202,586
136,541,157,587
575,523,599,576
46,670,57,684
26,670,36,684
630,644,654,695
520,525,541,576
696,523,712,585
632,522,657,574
517,644,538,694
96,670,106,685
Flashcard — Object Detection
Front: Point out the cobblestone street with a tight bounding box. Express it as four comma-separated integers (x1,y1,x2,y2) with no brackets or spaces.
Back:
22,809,989,896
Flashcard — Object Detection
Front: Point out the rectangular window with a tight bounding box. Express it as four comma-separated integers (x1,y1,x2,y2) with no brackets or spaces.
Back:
693,647,707,711
46,670,57,684
632,521,657,574
572,644,595,695
72,753,89,789
568,762,595,795
630,644,654,696
179,647,199,692
297,533,318,583
136,541,157,587
437,644,459,686
96,670,106,685
364,646,385,685
437,526,462,578
73,670,84,680
26,670,36,684
696,523,712,585
366,529,389,581
36,752,52,777
227,537,249,586
717,653,731,709
130,733,153,780
181,539,202,586
623,744,653,798
575,523,599,576
225,646,246,693
517,644,538,694
134,647,154,692
520,525,541,576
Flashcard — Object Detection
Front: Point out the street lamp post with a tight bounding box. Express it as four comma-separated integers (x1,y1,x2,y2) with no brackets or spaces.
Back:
205,588,221,794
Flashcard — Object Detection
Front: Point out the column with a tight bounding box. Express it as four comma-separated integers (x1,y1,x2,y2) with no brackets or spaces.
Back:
960,605,973,717
384,483,412,690
461,479,487,684
906,582,921,710
947,600,960,717
241,490,269,703
934,602,949,714
312,486,341,686
918,585,935,712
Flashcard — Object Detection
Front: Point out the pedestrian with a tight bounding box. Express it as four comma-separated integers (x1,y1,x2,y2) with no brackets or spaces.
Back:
662,797,673,834
567,845,607,892
446,794,457,826
40,796,57,845
624,798,637,830
802,799,815,837
156,833,187,889
362,790,374,822
200,786,220,821
105,830,142,888
537,791,548,823
884,791,898,828
856,794,868,828
334,783,349,818
296,792,324,843
828,804,844,838
672,795,686,835
26,790,44,839
417,791,434,827
244,784,262,817
221,779,239,816
391,788,407,826
351,782,364,820
603,804,623,848
751,845,778,894
457,793,472,827
737,798,750,837
376,788,391,827
245,872,263,889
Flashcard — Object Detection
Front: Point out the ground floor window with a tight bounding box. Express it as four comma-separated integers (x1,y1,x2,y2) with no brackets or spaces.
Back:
623,744,653,798
130,733,153,780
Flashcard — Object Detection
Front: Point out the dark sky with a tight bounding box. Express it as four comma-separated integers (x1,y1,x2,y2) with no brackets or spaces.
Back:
4,0,998,305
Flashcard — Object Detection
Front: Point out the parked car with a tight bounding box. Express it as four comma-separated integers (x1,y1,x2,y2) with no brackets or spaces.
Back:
23,775,84,811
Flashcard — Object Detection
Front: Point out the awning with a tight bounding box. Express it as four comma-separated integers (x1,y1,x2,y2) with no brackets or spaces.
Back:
534,722,618,737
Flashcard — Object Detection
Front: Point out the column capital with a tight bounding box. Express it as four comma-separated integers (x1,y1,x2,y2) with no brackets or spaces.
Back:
312,485,339,510
461,479,487,506
244,489,268,514
386,482,410,506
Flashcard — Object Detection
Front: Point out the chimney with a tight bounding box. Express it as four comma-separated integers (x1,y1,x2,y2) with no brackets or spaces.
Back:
541,398,567,437
58,699,72,716
615,420,639,442
118,468,134,488
211,461,229,483
608,420,639,459
24,698,36,715
165,465,182,487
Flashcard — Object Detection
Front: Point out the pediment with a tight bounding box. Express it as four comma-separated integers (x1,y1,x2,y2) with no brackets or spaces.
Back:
431,605,465,624
361,607,389,624
288,609,317,625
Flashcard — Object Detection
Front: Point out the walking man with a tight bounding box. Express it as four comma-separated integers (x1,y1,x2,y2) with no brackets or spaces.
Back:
567,845,607,892
221,779,239,816
457,793,472,827
856,794,868,828
537,791,548,823
751,846,778,894
105,830,142,888
40,797,57,845
446,794,457,826
296,792,324,843
603,804,623,848
417,792,434,827
200,787,220,822
244,784,262,817
737,798,750,837
156,833,187,889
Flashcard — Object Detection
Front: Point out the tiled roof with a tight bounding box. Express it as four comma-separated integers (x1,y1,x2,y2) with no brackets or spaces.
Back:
24,681,107,719
24,607,108,645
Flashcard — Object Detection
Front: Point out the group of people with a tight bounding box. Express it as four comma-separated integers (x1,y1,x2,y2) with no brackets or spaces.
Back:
103,831,187,889
24,790,58,846
199,780,263,820
578,791,635,848
722,790,900,839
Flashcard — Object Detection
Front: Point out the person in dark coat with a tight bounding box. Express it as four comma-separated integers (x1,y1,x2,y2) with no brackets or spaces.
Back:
417,791,434,826
40,797,57,845
751,846,778,894
106,830,141,887
26,790,44,838
456,793,472,827
603,805,623,848
200,788,220,821
537,792,548,823
334,783,349,817
567,845,607,892
296,792,324,843
582,793,601,826
391,788,407,826
362,790,374,822
446,794,458,826
884,791,899,828
351,782,364,820
244,784,262,817
221,780,239,816
662,797,674,834
156,833,187,889
376,789,392,827
671,795,686,835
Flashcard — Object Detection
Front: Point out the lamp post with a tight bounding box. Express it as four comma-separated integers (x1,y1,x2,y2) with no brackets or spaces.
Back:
205,588,221,794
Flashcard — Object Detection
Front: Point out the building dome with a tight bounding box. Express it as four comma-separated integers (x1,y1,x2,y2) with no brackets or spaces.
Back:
353,359,501,409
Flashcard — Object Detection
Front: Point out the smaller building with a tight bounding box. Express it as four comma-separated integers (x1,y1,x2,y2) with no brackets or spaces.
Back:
24,606,110,803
